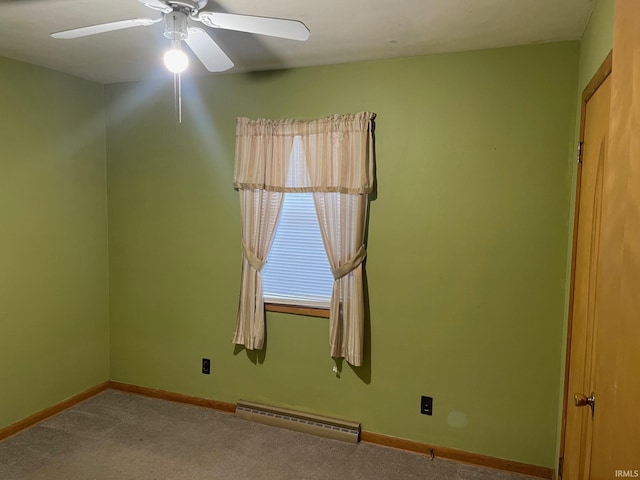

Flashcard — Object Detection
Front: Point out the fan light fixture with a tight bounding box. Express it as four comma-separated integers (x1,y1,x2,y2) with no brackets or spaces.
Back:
163,10,189,73
164,40,189,73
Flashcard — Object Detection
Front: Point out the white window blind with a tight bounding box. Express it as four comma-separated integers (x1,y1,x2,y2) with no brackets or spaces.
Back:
262,192,334,308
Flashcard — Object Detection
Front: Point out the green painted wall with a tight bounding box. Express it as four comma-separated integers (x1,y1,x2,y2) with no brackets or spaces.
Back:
579,0,614,90
0,57,109,429
106,41,579,468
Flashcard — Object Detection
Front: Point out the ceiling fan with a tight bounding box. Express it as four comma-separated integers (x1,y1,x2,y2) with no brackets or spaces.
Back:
50,0,310,74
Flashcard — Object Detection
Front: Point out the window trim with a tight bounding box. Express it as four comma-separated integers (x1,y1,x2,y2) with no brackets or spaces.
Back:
265,302,330,318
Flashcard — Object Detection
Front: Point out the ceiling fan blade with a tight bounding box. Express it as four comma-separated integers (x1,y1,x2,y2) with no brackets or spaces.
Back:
51,18,161,39
185,27,234,72
197,12,310,41
137,0,173,14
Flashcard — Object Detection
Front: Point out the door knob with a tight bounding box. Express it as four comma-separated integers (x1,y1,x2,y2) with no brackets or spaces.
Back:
574,392,595,415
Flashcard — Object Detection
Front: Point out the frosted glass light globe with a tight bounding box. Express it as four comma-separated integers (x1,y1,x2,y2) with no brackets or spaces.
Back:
164,48,189,73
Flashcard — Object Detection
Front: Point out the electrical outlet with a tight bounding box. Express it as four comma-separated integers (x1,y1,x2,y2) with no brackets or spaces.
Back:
420,395,433,416
201,358,211,375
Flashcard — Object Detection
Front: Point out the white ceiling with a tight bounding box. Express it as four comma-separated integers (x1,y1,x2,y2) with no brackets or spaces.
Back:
0,0,594,84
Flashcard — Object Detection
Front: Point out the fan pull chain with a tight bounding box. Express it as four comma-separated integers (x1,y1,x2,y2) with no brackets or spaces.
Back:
173,72,183,124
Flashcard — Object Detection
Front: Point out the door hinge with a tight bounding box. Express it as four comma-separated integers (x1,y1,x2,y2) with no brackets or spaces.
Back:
558,456,564,478
577,141,584,164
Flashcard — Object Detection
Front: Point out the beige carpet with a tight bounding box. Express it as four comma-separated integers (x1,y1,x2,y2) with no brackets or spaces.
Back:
0,390,535,479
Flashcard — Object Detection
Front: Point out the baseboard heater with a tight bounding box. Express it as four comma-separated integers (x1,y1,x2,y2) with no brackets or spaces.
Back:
236,400,360,443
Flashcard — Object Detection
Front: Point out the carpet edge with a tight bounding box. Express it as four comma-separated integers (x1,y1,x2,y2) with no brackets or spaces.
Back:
0,381,110,441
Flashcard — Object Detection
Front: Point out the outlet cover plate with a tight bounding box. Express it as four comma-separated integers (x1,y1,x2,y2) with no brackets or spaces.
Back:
421,395,433,415
202,358,211,375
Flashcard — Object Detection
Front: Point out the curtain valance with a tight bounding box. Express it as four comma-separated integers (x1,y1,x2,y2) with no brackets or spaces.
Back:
233,112,375,194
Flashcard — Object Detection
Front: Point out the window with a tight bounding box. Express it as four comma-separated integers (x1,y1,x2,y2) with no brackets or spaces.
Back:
232,112,374,364
261,137,334,317
262,192,334,312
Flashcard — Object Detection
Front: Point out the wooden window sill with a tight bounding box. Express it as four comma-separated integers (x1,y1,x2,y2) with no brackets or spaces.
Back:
265,303,330,318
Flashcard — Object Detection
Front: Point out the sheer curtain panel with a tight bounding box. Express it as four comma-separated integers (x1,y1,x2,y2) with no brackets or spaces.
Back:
233,189,284,349
233,112,375,366
312,192,368,366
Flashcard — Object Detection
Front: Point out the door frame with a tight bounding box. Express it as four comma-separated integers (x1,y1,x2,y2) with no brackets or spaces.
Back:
558,50,613,478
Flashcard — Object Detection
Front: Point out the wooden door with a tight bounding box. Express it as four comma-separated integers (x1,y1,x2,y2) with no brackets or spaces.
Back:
562,1,640,477
561,69,611,480
589,0,640,476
